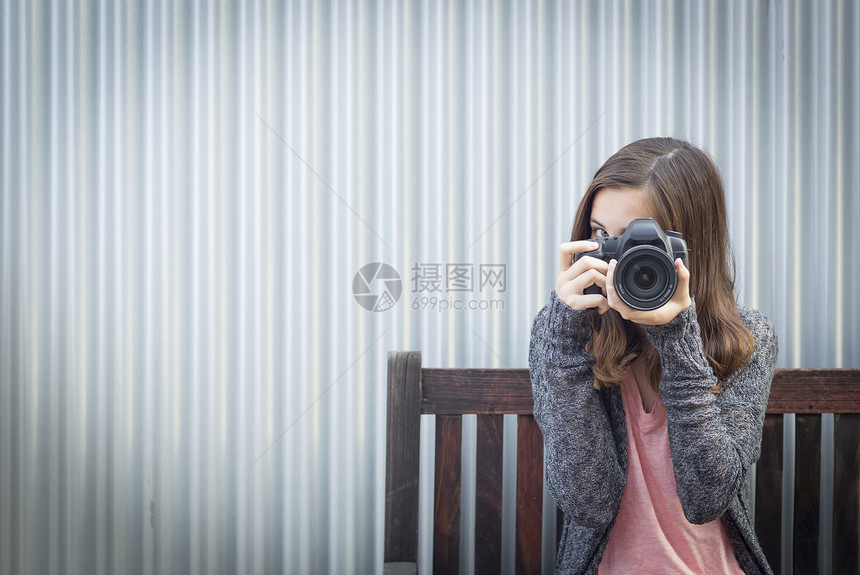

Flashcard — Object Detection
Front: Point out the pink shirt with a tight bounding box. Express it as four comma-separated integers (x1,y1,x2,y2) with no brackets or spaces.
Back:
597,368,744,574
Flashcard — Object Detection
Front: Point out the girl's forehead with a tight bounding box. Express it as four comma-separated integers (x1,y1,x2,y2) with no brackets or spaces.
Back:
591,187,654,232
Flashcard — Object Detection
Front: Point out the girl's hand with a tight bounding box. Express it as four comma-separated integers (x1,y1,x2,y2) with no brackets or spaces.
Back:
605,257,692,325
556,241,610,314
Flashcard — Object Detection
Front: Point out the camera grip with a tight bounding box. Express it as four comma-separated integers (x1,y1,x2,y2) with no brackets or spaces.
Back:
583,283,602,296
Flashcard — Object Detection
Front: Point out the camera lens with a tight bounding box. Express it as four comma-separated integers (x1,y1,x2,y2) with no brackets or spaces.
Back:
626,260,664,296
614,247,677,311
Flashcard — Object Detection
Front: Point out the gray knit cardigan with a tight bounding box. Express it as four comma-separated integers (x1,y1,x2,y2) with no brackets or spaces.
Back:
528,291,778,575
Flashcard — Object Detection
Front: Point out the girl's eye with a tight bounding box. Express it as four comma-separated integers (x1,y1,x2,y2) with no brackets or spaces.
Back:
593,228,609,239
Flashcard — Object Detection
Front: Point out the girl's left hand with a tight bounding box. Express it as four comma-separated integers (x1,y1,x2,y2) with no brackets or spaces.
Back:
605,258,692,325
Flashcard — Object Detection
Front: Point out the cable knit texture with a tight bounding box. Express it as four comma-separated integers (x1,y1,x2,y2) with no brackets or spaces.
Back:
529,291,778,575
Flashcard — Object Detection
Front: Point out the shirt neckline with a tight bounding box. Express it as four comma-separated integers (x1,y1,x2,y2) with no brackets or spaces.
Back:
621,367,665,428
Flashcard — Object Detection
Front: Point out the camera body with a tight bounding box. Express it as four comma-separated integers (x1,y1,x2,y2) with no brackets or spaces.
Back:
573,218,689,311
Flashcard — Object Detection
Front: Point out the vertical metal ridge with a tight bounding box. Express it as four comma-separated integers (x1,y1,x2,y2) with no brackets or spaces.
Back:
1,0,13,572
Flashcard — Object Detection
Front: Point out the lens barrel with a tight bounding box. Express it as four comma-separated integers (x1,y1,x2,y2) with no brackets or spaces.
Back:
614,246,678,311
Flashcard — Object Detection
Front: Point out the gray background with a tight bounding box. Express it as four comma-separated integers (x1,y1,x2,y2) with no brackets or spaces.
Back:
1,1,858,574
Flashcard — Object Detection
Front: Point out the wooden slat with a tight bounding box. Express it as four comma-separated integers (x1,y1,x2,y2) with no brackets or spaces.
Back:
766,369,860,414
420,369,860,415
515,416,543,575
434,415,462,574
755,414,784,574
385,351,422,563
793,415,822,574
833,413,860,575
475,415,504,573
422,369,533,414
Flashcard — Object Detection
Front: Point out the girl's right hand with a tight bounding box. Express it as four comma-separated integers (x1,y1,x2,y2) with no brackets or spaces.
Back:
556,241,610,314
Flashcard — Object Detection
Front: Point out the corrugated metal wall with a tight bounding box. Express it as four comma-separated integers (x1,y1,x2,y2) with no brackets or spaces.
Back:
1,1,857,574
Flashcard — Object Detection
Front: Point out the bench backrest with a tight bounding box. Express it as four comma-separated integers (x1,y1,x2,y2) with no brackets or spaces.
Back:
384,351,860,574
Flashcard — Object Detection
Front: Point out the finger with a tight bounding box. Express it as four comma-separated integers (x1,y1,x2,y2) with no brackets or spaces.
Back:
605,259,633,318
557,271,604,301
672,258,692,306
557,265,607,300
569,267,607,295
558,255,610,285
604,259,616,299
676,258,690,285
555,279,608,311
558,240,600,272
577,294,608,312
596,295,610,315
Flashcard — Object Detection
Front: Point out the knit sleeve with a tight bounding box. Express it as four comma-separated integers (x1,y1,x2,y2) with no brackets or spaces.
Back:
528,290,625,528
641,301,779,525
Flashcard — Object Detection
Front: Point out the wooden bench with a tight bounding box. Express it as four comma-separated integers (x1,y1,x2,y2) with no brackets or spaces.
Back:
384,351,860,574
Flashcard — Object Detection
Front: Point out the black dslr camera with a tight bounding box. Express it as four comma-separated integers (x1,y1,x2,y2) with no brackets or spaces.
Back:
573,218,689,311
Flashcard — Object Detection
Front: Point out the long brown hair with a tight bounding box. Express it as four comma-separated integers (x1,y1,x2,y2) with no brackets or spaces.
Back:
571,137,755,390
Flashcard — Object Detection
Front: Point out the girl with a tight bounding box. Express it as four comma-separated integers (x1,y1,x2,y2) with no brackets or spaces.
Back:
529,137,778,574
